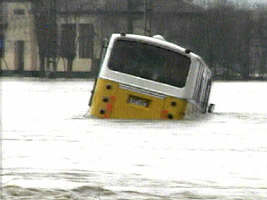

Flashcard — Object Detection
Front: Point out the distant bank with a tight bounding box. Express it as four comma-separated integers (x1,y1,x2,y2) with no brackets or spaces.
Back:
1,70,267,81
0,70,96,79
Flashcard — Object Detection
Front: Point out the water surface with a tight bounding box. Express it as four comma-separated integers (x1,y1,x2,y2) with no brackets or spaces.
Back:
1,78,267,200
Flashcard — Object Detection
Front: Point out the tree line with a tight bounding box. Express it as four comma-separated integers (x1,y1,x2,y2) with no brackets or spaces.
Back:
183,1,267,80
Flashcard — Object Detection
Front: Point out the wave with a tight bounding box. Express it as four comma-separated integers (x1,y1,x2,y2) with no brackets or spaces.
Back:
3,184,267,200
1,185,115,200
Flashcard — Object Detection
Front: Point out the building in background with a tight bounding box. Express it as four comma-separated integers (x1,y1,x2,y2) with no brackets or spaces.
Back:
1,0,266,79
0,0,202,78
0,0,38,75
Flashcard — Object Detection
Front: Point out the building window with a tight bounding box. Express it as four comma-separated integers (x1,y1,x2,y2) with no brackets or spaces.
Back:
79,24,94,59
60,24,76,59
14,9,25,15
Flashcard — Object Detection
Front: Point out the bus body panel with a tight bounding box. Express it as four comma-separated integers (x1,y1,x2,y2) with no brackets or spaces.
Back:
100,69,188,99
100,34,194,99
91,78,188,120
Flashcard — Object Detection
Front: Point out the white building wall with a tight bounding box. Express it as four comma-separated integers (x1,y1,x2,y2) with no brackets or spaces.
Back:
2,2,39,71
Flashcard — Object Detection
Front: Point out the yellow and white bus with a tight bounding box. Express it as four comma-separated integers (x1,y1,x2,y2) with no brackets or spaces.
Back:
89,33,213,120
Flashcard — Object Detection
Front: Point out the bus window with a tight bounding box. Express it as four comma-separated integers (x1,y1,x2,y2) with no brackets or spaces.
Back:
108,40,191,88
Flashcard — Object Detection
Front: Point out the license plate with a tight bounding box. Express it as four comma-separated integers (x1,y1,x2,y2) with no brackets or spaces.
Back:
128,95,150,107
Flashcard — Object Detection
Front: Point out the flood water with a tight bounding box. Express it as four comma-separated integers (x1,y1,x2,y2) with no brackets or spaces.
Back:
1,77,267,200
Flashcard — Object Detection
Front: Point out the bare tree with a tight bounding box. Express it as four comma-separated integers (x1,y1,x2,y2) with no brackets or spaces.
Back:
32,0,57,77
0,1,4,72
238,11,253,79
187,0,254,80
58,0,77,78
256,6,267,78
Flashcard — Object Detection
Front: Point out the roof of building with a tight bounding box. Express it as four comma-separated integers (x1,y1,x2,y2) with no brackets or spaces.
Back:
1,0,33,2
0,0,203,17
152,0,201,13
55,0,202,13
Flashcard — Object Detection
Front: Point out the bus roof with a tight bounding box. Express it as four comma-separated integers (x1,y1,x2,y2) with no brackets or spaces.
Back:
110,33,202,61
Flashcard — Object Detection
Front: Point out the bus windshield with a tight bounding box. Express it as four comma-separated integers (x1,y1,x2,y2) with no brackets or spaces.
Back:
108,39,191,88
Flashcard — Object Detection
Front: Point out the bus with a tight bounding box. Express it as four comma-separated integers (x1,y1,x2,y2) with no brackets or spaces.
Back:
89,33,213,120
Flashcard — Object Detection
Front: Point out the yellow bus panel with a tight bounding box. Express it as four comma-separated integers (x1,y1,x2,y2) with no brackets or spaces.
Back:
90,78,188,120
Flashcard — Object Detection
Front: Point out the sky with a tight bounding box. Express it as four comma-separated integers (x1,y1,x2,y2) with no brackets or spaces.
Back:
247,0,267,4
252,0,266,2
194,0,267,4
193,0,267,7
